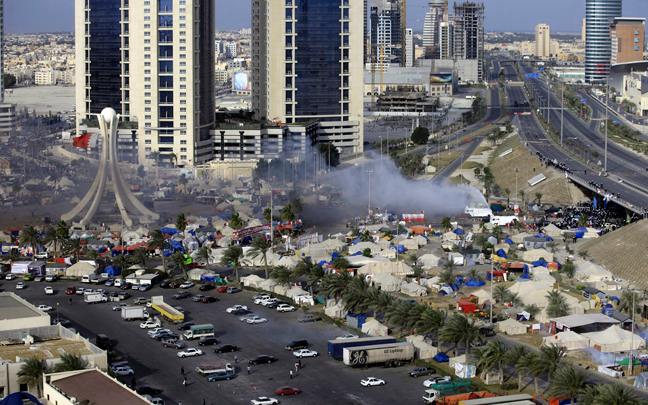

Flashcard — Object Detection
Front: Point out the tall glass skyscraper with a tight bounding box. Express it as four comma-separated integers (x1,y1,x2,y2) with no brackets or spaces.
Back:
585,0,622,83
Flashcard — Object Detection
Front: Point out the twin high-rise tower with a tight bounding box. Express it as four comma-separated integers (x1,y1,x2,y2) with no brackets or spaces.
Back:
585,0,622,83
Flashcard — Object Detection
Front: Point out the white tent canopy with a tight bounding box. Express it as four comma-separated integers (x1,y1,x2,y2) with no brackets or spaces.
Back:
241,274,265,288
574,261,613,282
347,255,391,267
324,299,347,318
542,224,563,238
371,273,404,292
522,249,554,262
276,256,298,269
361,319,389,336
348,242,382,255
542,331,590,351
66,262,96,277
406,335,438,360
497,318,527,335
357,261,414,276
583,325,646,352
400,282,427,297
418,253,440,269
259,278,278,292
286,286,308,299
471,289,492,305
634,372,648,390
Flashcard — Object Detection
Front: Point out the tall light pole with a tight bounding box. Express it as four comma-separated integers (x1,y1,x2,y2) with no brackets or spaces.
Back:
604,76,609,172
367,170,373,218
379,136,383,168
546,80,551,125
630,287,636,376
560,82,564,147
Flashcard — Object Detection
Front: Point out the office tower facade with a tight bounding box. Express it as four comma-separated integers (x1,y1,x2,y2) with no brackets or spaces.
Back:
76,0,215,167
610,17,645,65
582,18,586,42
252,0,364,155
405,28,414,67
439,20,454,59
423,0,445,58
0,0,17,136
452,1,484,82
370,0,404,64
535,24,550,59
585,0,622,83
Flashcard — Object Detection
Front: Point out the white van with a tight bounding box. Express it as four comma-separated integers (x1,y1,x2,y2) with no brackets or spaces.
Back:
114,279,124,287
81,274,98,283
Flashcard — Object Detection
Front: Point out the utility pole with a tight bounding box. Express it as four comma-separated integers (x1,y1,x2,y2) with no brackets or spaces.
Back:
560,82,564,147
630,288,636,376
605,76,609,172
367,170,373,218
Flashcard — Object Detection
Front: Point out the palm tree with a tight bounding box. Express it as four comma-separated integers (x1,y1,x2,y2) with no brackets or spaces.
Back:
147,229,169,273
595,383,644,405
229,212,243,230
370,290,396,314
523,304,540,321
577,249,589,260
518,190,525,206
441,217,452,230
534,192,542,205
617,290,639,316
263,208,272,224
439,314,468,357
467,269,482,282
438,270,455,287
320,271,352,298
129,248,149,268
406,304,427,330
503,188,511,207
282,204,295,222
19,225,41,257
561,262,576,278
270,265,293,285
176,213,188,237
508,292,523,308
416,307,447,340
539,344,566,385
64,238,84,262
459,315,482,355
474,234,487,250
412,265,424,285
546,291,569,317
55,220,70,248
491,225,504,241
504,345,529,391
54,353,88,372
17,356,48,398
493,284,508,303
344,276,372,314
195,246,213,271
548,364,588,405
219,245,245,283
85,249,101,261
442,259,457,273
42,226,58,259
359,230,372,242
578,385,602,404
385,300,414,331
292,258,325,294
472,340,508,383
247,236,272,279
170,251,189,280
167,152,177,167
111,254,129,273
516,352,544,396
546,241,558,254
332,256,350,271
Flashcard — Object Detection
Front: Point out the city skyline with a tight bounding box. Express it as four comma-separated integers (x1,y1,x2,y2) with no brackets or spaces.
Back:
6,0,648,35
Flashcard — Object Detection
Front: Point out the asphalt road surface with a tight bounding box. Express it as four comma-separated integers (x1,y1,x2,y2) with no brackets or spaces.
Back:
7,279,435,405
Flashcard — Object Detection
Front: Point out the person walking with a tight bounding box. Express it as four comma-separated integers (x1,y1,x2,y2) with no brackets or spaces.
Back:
183,376,187,386
290,370,293,379
202,399,206,405
234,354,238,363
247,365,251,375
180,366,185,376
294,362,299,372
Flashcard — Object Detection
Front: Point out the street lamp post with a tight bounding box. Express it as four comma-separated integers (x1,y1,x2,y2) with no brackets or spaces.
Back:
367,170,373,218
605,76,609,172
560,82,564,147
379,136,383,169
630,287,636,376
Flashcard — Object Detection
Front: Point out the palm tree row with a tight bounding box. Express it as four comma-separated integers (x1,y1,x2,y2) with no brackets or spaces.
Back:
17,354,87,398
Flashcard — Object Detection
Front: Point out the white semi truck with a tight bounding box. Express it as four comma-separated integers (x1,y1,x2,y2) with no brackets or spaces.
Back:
342,342,414,368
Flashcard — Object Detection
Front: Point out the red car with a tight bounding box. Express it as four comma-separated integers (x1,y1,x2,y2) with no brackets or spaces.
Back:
275,386,300,396
202,296,219,303
168,282,181,289
65,286,76,295
217,286,227,293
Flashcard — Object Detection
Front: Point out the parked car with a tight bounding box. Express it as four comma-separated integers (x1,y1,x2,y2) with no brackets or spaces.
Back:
276,304,296,312
37,305,53,312
297,315,321,323
104,279,114,287
51,318,71,327
139,284,152,292
177,322,195,331
275,386,300,396
217,286,228,293
34,275,44,282
479,327,496,337
226,305,248,313
250,397,278,405
147,328,169,335
198,337,219,346
140,320,161,329
408,367,435,377
239,314,258,322
227,287,242,293
293,349,318,358
172,291,190,300
168,282,181,289
16,282,25,289
159,281,171,289
230,308,251,316
199,284,215,291
180,282,195,289
177,348,203,358
5,274,16,280
112,303,129,311
248,355,276,365
246,316,267,324
207,371,235,381
112,366,135,376
162,339,187,350
133,297,149,305
252,293,270,300
254,296,274,305
423,375,452,387
135,387,163,396
44,286,54,295
214,344,237,353
261,298,279,307
150,330,176,340
336,334,359,340
192,294,206,302
202,296,218,303
360,377,385,387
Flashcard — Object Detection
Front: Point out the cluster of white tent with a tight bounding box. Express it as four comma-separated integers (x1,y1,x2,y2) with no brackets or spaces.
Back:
542,325,645,352
369,272,427,297
240,275,314,306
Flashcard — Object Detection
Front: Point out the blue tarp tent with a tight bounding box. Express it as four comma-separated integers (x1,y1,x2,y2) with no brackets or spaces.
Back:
520,267,531,279
609,296,620,305
433,353,450,362
318,260,327,266
200,274,216,283
496,249,507,258
454,228,464,235
434,232,443,237
504,238,514,245
105,266,121,276
531,259,548,267
546,237,554,241
351,238,360,245
331,252,340,258
1,393,43,405
352,251,362,256
397,245,405,254
466,278,486,287
160,227,179,235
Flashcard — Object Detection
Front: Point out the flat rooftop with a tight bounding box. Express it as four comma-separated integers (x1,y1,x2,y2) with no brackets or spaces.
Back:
52,369,149,405
0,294,43,321
0,338,92,363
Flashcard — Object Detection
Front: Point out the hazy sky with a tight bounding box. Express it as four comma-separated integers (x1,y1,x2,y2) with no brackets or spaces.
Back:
5,0,648,34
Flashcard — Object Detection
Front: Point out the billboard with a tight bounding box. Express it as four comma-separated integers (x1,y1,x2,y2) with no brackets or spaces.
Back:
430,73,452,84
233,72,249,90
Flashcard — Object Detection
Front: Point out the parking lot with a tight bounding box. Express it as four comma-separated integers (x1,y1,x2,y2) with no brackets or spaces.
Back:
5,278,430,404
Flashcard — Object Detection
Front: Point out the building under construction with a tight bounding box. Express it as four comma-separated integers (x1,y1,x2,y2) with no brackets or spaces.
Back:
452,2,485,81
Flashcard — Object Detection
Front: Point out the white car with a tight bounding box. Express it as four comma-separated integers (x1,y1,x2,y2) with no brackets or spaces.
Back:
226,305,248,313
336,334,359,340
179,282,194,289
177,348,204,358
261,298,279,307
360,377,385,387
293,349,318,358
276,303,296,312
37,305,53,312
140,320,161,329
254,295,273,305
246,316,268,324
84,289,96,294
423,375,452,387
252,293,270,300
112,303,129,311
148,328,170,336
5,274,16,280
75,288,85,295
44,286,54,295
250,397,279,405
240,314,257,322
112,366,135,376
16,282,25,289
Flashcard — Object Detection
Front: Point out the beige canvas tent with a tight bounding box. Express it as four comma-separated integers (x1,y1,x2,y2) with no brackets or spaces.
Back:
574,261,613,282
348,242,382,255
542,331,589,351
371,273,404,292
357,261,414,276
361,319,389,336
66,262,96,277
241,274,265,288
497,318,527,335
259,278,278,292
406,335,438,360
542,224,563,238
583,325,646,352
522,249,554,262
324,299,347,318
400,282,427,297
418,253,440,269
